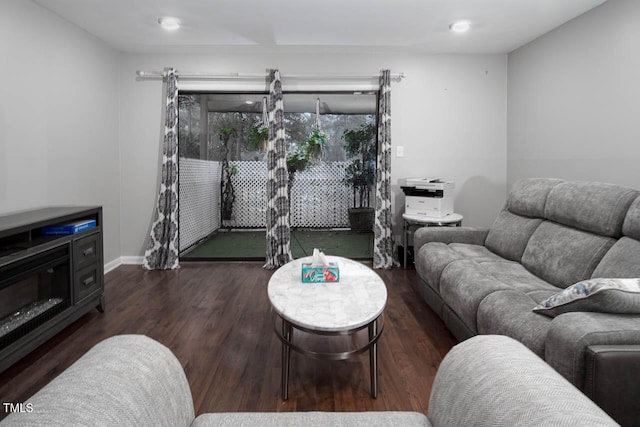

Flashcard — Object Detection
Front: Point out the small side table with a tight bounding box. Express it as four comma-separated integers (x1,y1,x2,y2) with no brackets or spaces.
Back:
402,213,463,269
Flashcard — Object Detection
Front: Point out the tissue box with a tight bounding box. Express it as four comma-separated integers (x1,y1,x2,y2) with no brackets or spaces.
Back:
301,262,340,283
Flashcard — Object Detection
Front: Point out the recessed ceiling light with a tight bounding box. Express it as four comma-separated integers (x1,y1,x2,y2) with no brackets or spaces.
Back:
158,16,181,31
245,100,254,105
449,20,471,33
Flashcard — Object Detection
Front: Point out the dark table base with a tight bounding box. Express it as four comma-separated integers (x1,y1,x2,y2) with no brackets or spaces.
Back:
271,309,384,400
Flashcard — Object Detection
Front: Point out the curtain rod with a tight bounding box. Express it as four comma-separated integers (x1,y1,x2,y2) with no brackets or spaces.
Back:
135,70,405,82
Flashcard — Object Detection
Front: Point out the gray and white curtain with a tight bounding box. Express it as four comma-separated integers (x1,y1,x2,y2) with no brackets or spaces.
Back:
373,69,393,269
143,68,179,270
264,70,293,269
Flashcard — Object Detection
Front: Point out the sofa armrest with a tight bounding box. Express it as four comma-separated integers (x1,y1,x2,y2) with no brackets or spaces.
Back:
585,345,640,427
414,226,488,251
428,335,617,427
2,335,195,427
545,312,640,389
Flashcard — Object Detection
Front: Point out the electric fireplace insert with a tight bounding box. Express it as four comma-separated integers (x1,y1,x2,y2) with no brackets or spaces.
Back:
0,244,71,349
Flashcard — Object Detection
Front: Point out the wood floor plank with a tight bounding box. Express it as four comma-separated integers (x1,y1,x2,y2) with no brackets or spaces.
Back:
0,262,456,420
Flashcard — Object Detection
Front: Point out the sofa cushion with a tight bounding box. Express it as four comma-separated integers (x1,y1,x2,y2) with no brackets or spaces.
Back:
545,181,638,237
506,177,562,217
193,412,431,427
475,260,558,294
484,210,542,262
521,221,615,288
622,195,640,241
592,236,640,278
477,290,552,357
526,289,561,304
533,278,640,317
545,312,640,389
415,242,465,294
448,243,504,261
439,260,512,333
416,243,502,294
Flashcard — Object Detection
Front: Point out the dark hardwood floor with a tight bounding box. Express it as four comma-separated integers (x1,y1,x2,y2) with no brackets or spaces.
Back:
0,262,456,420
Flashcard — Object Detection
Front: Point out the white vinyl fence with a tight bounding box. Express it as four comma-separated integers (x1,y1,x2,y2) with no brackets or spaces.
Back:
179,158,222,251
179,160,356,251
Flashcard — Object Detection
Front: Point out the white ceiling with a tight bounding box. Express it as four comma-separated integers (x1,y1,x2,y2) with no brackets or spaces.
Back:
33,0,607,54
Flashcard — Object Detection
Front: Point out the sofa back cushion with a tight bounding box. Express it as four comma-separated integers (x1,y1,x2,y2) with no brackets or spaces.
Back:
592,237,640,279
506,177,562,218
544,181,638,237
485,210,542,262
622,196,640,241
521,222,615,288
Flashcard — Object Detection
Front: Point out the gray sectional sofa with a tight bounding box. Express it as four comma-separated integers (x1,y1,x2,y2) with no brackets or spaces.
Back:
1,334,617,426
415,178,640,426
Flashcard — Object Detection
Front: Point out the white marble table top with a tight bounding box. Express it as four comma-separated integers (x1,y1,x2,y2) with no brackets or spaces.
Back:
267,256,387,332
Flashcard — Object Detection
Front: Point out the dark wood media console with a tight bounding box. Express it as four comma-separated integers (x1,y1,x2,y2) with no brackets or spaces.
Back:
0,206,104,373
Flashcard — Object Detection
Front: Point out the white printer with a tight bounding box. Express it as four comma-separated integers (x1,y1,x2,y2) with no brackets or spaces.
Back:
400,178,455,218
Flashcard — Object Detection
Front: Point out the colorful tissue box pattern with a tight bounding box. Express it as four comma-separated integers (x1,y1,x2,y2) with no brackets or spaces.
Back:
301,263,340,283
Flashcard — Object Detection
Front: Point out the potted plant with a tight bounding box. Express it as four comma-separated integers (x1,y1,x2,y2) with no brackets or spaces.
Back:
285,144,312,203
286,125,327,197
304,125,328,159
219,126,238,221
286,149,309,177
342,123,377,232
247,122,269,152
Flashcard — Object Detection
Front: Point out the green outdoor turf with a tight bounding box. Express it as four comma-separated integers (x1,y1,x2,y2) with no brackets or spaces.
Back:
182,230,373,260
292,230,373,259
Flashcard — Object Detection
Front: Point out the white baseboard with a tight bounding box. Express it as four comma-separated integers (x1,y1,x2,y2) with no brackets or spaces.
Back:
121,256,144,265
104,256,144,274
104,258,122,274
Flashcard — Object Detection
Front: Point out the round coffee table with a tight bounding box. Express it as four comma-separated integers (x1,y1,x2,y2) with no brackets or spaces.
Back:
267,255,387,400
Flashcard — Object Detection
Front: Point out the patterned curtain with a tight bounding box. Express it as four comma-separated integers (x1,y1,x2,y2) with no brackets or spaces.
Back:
373,69,394,269
264,70,293,269
143,68,180,270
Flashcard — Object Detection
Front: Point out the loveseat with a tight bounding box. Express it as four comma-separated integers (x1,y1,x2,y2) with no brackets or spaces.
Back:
1,334,617,426
415,177,640,426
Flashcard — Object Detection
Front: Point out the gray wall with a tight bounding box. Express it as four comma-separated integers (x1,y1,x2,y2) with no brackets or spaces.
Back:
507,0,640,189
2,1,510,263
0,0,121,265
119,52,507,258
9,0,636,263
